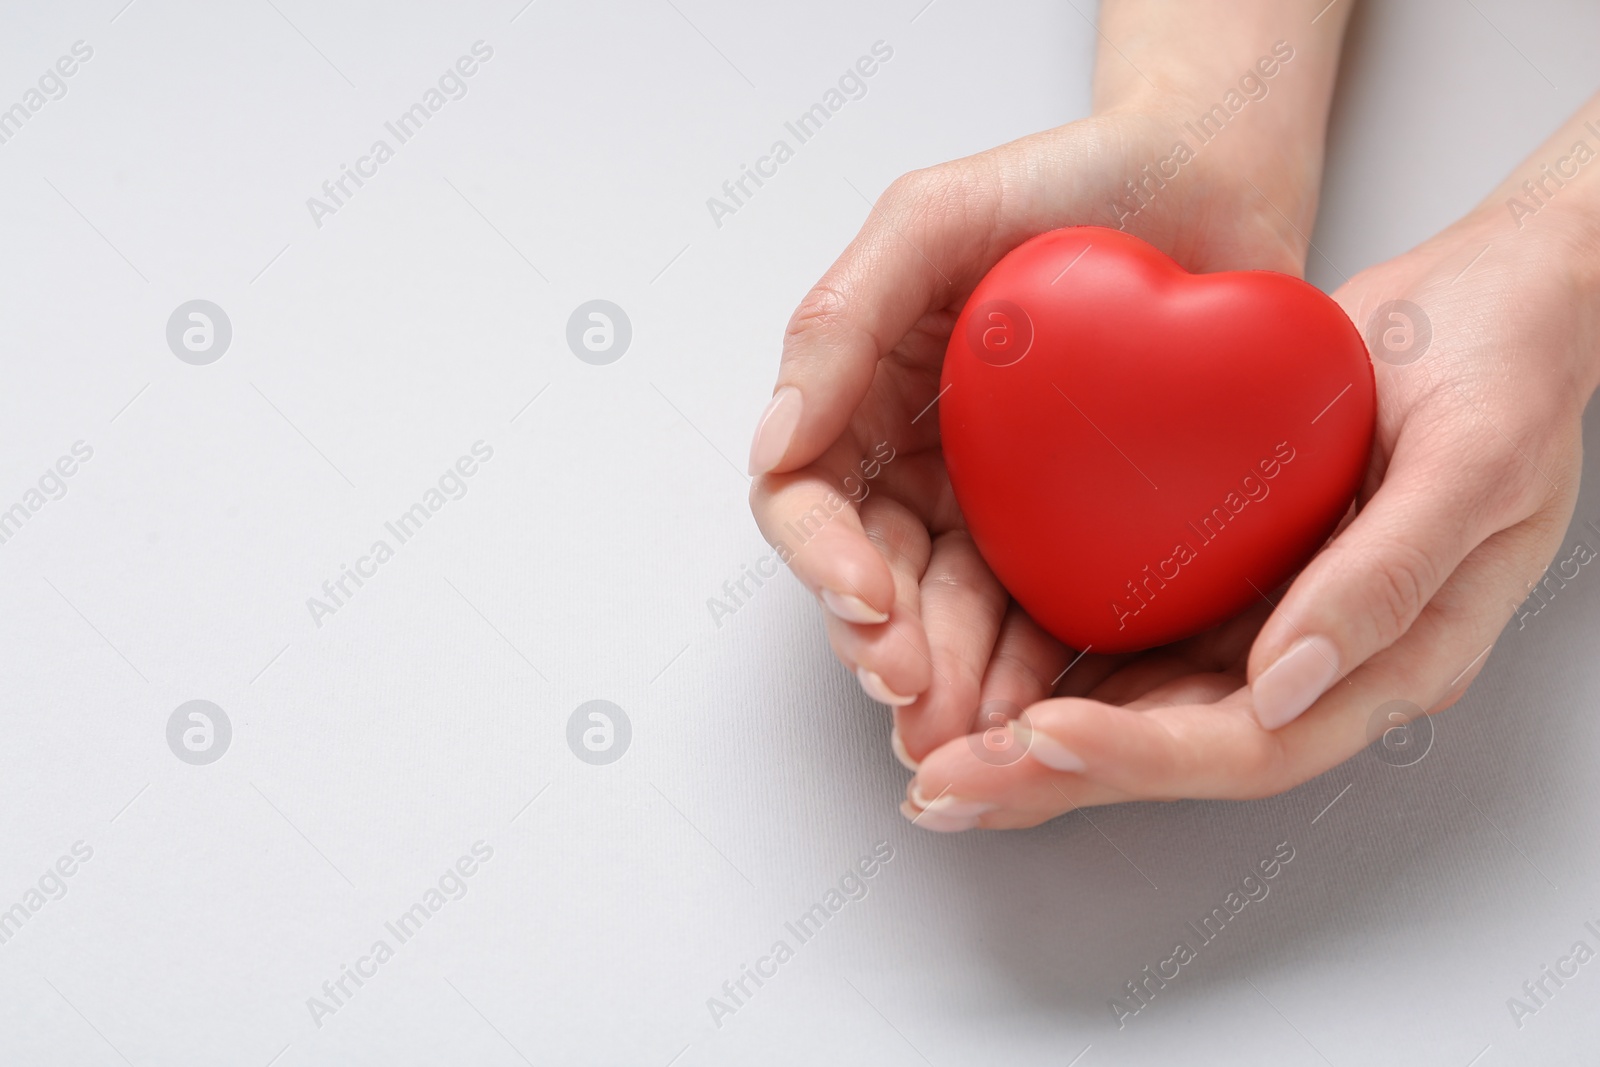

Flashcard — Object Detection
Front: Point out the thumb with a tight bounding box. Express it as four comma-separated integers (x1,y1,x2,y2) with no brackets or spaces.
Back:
1246,425,1531,728
748,169,994,475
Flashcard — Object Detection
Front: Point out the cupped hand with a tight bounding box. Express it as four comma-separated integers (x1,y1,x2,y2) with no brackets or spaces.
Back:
903,209,1598,831
747,105,1317,770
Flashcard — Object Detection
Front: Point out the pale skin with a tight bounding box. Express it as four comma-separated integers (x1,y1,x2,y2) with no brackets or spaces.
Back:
747,0,1600,830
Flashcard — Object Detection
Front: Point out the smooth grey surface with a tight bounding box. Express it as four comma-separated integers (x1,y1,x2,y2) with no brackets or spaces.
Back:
0,1,1596,1064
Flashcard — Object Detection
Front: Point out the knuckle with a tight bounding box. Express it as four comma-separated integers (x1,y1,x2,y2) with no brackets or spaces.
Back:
1475,438,1543,516
1224,735,1296,800
880,168,943,213
1364,541,1436,644
784,283,853,345
880,164,985,234
880,170,926,206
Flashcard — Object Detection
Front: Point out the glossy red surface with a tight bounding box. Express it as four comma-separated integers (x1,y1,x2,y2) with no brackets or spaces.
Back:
940,226,1376,653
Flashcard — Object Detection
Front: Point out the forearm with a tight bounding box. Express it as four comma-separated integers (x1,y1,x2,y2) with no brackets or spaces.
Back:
1094,1,1352,120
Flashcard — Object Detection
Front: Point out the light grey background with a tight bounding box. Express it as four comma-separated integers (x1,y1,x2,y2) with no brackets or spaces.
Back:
1,0,1597,1064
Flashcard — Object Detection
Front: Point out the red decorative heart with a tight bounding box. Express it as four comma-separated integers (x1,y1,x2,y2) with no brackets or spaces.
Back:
939,226,1375,654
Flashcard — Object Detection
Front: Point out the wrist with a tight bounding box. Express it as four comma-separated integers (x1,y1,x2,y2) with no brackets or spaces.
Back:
1087,3,1351,277
1085,95,1324,277
1448,201,1600,398
1538,204,1600,395
1460,91,1600,393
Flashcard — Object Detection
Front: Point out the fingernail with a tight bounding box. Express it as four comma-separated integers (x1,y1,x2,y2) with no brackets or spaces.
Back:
900,799,980,833
909,783,995,818
822,589,889,624
902,799,972,831
1253,635,1340,729
748,386,802,475
890,728,920,771
857,666,917,707
1013,721,1087,772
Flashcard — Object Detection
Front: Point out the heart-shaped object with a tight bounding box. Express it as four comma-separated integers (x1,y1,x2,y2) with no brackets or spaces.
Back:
939,226,1375,654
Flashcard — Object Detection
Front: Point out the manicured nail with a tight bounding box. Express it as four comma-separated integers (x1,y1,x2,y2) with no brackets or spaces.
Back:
900,799,980,833
890,728,920,771
902,799,985,831
1253,635,1340,729
822,589,889,624
909,783,995,819
747,386,802,475
857,666,917,707
1013,721,1086,772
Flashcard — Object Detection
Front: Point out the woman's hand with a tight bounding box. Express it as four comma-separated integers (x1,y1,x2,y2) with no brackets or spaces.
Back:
902,201,1600,831
746,97,1329,766
747,1,1356,779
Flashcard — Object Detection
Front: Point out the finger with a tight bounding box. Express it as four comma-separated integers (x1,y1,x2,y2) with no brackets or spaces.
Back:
1036,597,1266,707
895,598,1268,821
1053,651,1129,698
892,531,1009,766
1171,596,1275,670
910,507,1570,828
867,446,969,536
1084,651,1235,707
1246,418,1547,730
908,605,1070,777
979,605,1073,711
904,667,1239,826
899,742,1134,831
824,493,933,706
748,167,997,475
1021,692,1267,804
749,450,896,623
1239,506,1569,789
